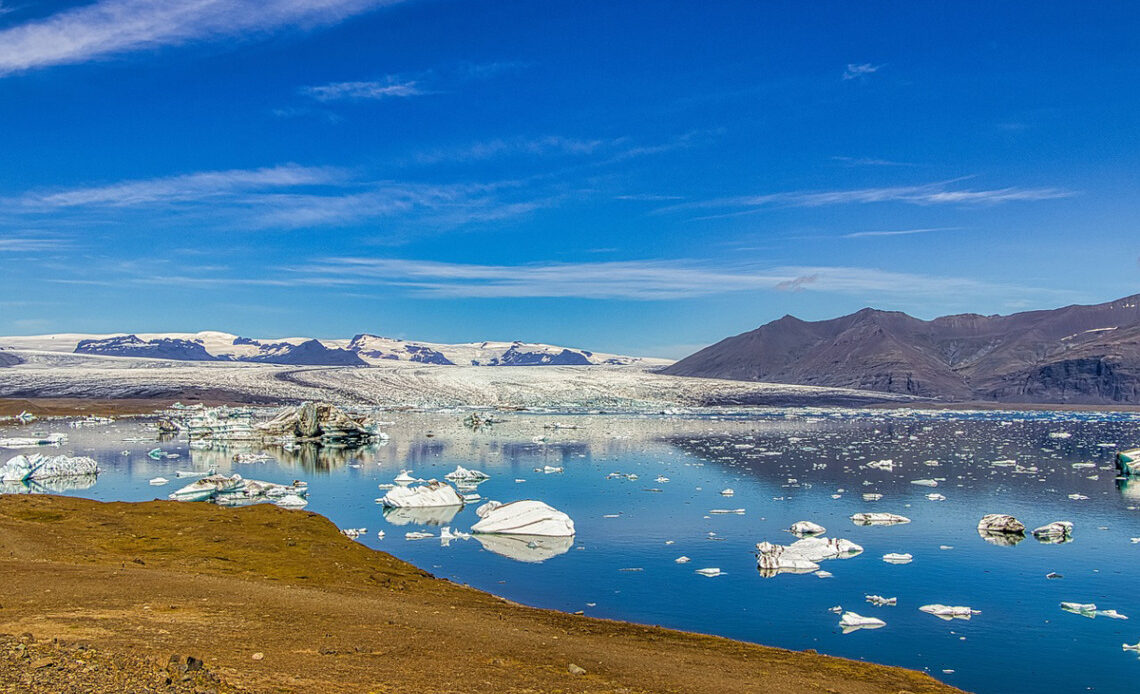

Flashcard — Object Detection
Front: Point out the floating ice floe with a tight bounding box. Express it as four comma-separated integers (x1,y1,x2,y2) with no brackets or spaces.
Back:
275,494,308,508
15,411,35,424
839,612,885,633
341,527,367,539
1032,521,1074,543
866,459,895,471
0,433,66,449
926,493,947,501
709,508,745,514
444,465,490,483
883,553,913,564
1061,602,1098,617
393,470,417,486
471,500,576,537
695,567,723,577
0,453,99,483
977,514,1026,545
789,520,826,536
920,604,980,621
381,480,463,508
866,595,897,607
168,474,244,501
911,479,939,487
851,512,911,526
675,556,691,563
148,477,168,486
755,537,863,578
720,488,735,496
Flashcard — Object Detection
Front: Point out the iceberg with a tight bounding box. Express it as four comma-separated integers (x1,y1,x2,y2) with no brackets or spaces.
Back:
756,537,863,578
1032,521,1074,543
0,433,66,449
839,612,885,633
1118,448,1140,476
168,474,245,502
381,480,464,508
851,512,910,526
0,454,99,483
471,500,576,537
444,465,490,483
977,514,1026,545
920,604,980,621
789,520,826,536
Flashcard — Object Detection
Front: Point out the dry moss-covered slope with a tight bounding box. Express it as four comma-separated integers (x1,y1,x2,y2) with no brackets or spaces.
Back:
0,496,964,694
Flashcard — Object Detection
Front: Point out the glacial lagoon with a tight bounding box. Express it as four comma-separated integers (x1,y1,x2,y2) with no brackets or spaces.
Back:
4,407,1140,694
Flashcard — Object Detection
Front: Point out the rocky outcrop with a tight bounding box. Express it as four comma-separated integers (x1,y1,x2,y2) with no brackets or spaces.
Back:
664,294,1140,404
76,335,217,361
236,338,365,366
487,345,593,366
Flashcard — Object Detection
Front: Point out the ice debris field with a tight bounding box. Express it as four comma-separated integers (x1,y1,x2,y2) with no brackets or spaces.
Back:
3,403,1140,694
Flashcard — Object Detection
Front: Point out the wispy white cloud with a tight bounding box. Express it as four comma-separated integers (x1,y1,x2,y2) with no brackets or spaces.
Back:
664,180,1076,219
0,0,403,77
302,77,424,102
843,227,959,239
11,164,547,231
843,63,883,80
0,233,72,252
831,156,914,167
412,136,608,165
22,164,344,208
271,257,1042,301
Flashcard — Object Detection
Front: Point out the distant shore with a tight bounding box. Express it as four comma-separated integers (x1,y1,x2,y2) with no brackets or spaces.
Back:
0,495,962,694
4,394,1140,419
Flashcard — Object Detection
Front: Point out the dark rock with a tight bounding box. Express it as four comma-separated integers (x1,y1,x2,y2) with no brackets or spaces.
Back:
75,336,217,361
664,294,1140,404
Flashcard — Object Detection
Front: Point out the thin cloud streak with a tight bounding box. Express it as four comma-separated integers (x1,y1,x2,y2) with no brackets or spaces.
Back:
664,180,1076,219
844,227,960,239
302,78,424,102
843,63,883,80
271,257,1047,301
0,0,404,77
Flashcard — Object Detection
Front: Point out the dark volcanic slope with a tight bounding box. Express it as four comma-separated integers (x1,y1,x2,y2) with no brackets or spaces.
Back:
664,294,1140,404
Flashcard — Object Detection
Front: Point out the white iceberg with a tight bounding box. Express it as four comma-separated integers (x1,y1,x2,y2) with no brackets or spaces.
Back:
920,604,980,621
756,537,862,578
444,465,490,483
0,433,67,449
882,553,913,564
381,480,463,508
471,500,575,537
839,612,885,633
0,454,99,482
789,520,826,536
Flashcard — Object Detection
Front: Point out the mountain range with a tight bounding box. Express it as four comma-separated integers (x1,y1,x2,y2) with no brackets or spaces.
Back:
663,294,1140,404
0,331,663,368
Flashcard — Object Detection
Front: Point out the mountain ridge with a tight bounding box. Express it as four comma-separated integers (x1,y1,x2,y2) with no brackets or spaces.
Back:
663,294,1140,404
1,331,667,368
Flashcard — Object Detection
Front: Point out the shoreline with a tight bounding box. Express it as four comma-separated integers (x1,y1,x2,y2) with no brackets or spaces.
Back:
0,495,963,693
4,394,1140,419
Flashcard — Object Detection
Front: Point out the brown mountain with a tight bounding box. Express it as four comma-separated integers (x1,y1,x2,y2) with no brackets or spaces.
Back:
662,295,1140,404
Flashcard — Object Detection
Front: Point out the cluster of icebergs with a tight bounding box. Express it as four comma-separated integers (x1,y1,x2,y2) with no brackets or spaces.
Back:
977,514,1074,546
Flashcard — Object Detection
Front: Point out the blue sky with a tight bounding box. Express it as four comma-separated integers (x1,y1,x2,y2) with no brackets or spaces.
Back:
0,1,1137,357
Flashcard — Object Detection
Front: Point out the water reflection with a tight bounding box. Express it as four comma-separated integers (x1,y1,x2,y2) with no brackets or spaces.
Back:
472,533,575,563
382,505,463,526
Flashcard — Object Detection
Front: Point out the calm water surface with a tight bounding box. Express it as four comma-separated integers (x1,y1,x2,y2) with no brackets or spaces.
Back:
4,407,1140,694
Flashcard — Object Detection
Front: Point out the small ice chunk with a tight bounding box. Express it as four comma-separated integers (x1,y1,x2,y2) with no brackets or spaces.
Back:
675,556,691,563
839,611,885,632
920,604,980,621
866,595,897,607
851,512,911,526
695,567,722,577
882,553,913,564
789,520,826,536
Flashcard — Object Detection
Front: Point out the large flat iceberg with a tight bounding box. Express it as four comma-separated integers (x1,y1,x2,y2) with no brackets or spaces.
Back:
471,500,575,537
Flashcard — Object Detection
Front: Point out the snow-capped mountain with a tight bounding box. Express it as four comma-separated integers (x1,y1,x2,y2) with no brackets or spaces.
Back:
0,331,668,368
